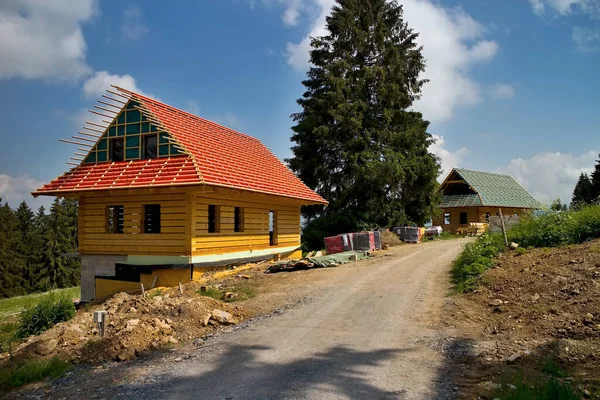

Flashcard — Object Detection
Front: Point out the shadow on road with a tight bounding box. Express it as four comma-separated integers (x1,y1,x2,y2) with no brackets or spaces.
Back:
137,344,410,399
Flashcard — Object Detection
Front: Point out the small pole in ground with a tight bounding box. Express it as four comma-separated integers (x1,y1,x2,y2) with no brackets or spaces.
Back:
179,282,183,295
141,283,146,298
499,208,508,247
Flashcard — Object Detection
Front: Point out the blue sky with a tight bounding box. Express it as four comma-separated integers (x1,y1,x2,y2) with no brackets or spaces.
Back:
0,0,599,210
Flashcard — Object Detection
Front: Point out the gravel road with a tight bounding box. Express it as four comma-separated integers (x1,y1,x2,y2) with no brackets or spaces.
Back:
14,239,469,400
129,239,467,400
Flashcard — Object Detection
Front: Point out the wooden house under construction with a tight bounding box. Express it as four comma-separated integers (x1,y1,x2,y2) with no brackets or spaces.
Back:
432,168,539,233
34,86,327,301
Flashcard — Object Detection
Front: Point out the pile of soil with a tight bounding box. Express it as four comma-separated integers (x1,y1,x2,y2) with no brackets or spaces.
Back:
1,285,252,364
445,240,600,397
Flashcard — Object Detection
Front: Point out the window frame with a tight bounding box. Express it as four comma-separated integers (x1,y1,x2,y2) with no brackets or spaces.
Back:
107,205,124,234
208,205,220,233
269,210,278,246
234,207,244,233
443,212,451,225
110,137,124,162
143,204,161,234
142,134,158,160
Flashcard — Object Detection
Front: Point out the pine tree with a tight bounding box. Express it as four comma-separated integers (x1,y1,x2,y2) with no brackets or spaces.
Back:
15,201,35,293
37,198,80,291
289,0,439,235
591,155,600,203
571,172,593,209
0,199,27,297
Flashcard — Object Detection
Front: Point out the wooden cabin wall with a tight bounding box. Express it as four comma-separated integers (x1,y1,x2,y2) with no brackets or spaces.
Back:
191,188,301,256
78,188,190,256
433,206,533,233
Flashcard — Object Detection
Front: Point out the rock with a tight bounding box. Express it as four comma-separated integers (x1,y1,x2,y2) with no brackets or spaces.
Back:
202,313,211,327
125,319,140,331
531,293,540,302
553,276,568,284
239,274,251,280
506,352,521,363
168,336,179,344
583,389,591,398
153,296,163,302
117,351,131,361
129,307,137,313
35,339,58,356
211,309,238,325
224,292,239,300
452,386,459,392
583,313,594,325
570,259,578,264
193,338,205,346
382,243,389,250
199,286,208,293
489,299,503,307
509,242,519,250
154,318,173,334
174,357,182,362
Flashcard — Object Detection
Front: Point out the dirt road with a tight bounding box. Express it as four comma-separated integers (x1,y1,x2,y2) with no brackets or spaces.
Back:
22,239,469,400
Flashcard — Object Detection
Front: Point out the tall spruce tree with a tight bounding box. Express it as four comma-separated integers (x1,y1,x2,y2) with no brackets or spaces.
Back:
0,199,27,297
289,0,439,236
571,172,592,209
590,154,600,203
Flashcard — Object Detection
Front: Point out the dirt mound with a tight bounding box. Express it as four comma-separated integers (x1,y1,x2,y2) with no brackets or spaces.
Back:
2,285,252,364
469,241,600,341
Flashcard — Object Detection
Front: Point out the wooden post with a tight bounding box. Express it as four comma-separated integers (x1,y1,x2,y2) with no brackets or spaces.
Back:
150,275,158,289
141,283,146,298
498,208,508,247
179,282,183,295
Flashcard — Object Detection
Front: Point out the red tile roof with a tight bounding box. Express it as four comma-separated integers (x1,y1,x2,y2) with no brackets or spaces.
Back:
34,90,327,204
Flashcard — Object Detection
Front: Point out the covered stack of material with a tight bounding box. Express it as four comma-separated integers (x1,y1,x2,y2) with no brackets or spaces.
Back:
373,231,382,250
341,233,354,251
352,232,375,251
394,226,424,243
324,235,345,255
425,226,442,237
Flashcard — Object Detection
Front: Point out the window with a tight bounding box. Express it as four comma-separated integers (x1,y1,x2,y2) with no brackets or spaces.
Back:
208,205,220,233
444,213,451,225
110,138,124,162
234,207,244,232
269,210,277,246
142,134,158,159
460,212,468,225
144,204,161,233
485,212,490,223
107,206,124,233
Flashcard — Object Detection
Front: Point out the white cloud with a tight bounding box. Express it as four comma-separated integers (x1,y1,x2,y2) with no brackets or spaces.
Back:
572,27,600,52
82,71,152,99
0,0,97,81
121,5,149,41
429,134,468,179
528,0,600,17
490,83,516,99
501,151,597,204
215,113,242,129
0,174,50,210
283,0,499,123
282,0,303,25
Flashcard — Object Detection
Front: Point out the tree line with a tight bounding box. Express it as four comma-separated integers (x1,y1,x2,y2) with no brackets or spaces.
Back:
570,155,600,209
0,198,80,298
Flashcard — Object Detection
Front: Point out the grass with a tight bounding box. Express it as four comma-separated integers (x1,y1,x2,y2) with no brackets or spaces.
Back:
0,287,80,320
198,285,257,302
0,357,72,390
491,374,580,400
0,320,19,353
451,233,506,292
17,292,76,338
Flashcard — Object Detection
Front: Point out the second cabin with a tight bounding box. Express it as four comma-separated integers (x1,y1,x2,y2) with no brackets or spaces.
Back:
433,168,540,233
34,87,327,302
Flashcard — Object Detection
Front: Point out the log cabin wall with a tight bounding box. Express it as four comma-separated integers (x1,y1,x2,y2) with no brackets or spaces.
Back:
432,206,532,233
191,187,301,256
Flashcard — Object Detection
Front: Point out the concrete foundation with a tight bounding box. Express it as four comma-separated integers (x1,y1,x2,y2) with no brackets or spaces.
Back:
80,255,127,302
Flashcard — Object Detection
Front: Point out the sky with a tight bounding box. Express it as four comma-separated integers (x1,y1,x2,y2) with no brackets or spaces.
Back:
0,0,599,210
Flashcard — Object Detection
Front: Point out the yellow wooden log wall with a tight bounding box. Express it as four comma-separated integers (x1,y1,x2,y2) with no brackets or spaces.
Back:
434,206,532,233
190,189,301,256
79,189,189,255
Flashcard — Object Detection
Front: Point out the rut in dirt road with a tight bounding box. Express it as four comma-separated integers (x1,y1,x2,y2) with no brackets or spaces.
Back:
117,239,468,400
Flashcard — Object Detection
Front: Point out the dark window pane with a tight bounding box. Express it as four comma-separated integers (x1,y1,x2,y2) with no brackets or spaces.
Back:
126,148,139,159
110,138,124,162
97,138,107,150
158,145,169,156
117,112,125,124
234,207,243,232
127,110,141,123
144,204,161,233
460,212,468,225
97,151,107,162
126,124,141,135
143,135,158,159
208,205,219,233
107,205,124,233
444,213,451,225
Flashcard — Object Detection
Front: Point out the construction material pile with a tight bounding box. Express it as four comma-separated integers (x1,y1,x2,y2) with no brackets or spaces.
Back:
324,231,382,255
1,286,251,364
265,251,369,273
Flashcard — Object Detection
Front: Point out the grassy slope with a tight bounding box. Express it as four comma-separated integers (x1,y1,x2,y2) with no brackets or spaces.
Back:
0,287,80,320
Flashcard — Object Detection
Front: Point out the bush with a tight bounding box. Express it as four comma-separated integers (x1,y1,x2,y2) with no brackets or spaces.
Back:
0,357,72,389
508,205,600,248
451,234,505,292
16,293,75,338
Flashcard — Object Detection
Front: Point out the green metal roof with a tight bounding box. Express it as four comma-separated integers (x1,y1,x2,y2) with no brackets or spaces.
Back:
440,193,483,208
441,168,540,209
